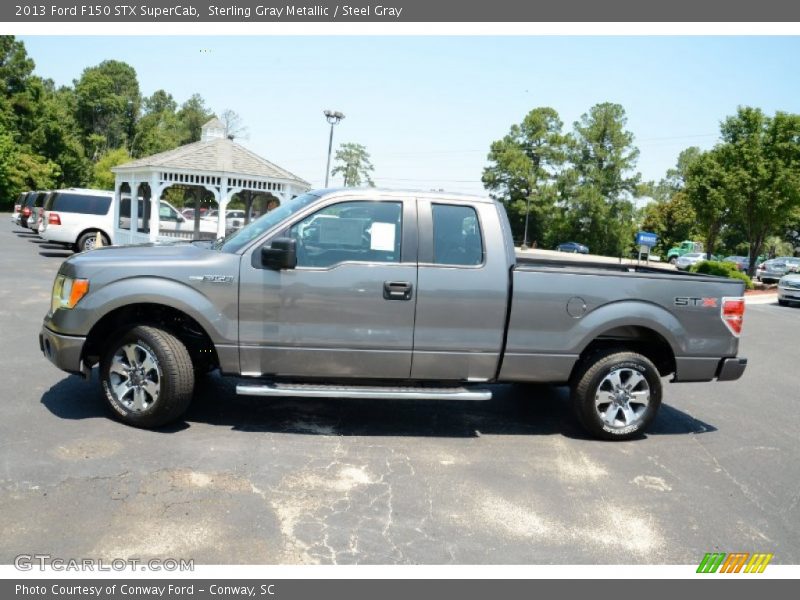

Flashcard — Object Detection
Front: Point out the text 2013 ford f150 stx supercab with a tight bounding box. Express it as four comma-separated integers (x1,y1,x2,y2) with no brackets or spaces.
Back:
40,189,747,440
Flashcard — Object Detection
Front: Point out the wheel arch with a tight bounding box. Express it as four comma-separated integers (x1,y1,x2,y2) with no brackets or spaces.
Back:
81,302,220,373
570,301,683,380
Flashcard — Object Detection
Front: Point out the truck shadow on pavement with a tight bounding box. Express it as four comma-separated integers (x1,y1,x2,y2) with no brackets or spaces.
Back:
40,372,717,440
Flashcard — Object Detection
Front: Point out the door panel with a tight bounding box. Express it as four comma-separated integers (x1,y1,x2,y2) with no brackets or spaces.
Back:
411,200,509,381
238,198,417,379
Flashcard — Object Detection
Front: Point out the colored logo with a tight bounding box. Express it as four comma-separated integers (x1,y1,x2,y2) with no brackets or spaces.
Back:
697,552,773,573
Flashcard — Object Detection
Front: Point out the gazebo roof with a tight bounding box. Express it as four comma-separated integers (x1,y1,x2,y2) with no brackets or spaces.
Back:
112,119,310,187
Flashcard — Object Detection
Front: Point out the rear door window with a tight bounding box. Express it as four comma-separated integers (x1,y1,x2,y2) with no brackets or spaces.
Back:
431,204,484,266
51,193,112,215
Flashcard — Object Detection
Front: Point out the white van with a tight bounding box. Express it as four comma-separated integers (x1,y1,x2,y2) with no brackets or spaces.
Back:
40,189,115,252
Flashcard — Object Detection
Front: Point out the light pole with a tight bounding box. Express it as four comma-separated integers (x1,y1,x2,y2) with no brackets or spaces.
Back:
323,110,344,187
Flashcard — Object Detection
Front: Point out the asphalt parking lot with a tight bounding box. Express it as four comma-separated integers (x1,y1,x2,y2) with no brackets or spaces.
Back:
1,217,799,565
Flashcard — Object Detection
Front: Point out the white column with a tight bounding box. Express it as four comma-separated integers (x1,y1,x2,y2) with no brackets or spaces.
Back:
149,172,161,242
217,177,230,239
113,177,123,245
130,174,138,242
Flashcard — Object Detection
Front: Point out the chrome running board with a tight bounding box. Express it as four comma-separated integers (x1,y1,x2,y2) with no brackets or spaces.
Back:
235,382,492,401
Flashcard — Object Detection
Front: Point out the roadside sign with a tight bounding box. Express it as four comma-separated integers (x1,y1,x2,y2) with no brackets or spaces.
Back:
636,231,658,247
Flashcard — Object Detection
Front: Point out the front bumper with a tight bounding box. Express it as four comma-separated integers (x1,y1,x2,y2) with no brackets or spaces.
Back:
778,286,800,302
39,326,87,377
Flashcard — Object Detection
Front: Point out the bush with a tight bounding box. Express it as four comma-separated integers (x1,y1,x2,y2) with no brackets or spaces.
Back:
689,260,754,289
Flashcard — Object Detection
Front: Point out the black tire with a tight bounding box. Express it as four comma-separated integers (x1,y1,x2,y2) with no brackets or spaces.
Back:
778,299,789,306
76,231,109,253
571,349,662,441
100,325,194,428
668,257,677,265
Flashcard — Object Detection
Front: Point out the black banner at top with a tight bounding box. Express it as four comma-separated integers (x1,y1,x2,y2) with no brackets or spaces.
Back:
5,0,800,22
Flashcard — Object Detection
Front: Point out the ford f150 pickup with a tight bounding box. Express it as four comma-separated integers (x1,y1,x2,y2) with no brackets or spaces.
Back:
39,189,747,440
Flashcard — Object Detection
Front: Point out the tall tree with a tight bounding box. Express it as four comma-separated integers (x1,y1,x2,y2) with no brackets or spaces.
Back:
132,89,182,157
331,142,375,187
640,147,701,254
719,107,800,275
176,93,213,144
219,108,247,140
684,149,730,261
559,102,642,255
482,107,569,246
74,60,140,156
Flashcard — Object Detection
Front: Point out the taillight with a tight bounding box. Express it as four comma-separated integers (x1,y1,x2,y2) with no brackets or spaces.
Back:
48,213,61,225
22,207,31,217
721,297,745,337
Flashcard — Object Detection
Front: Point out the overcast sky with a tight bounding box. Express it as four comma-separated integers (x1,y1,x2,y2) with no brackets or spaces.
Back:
20,35,800,195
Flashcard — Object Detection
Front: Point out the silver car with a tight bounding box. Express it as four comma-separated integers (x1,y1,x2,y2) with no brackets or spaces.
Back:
676,252,706,270
757,257,800,284
778,272,800,306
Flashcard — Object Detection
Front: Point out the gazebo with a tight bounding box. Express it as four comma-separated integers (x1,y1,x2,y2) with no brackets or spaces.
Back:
111,118,311,245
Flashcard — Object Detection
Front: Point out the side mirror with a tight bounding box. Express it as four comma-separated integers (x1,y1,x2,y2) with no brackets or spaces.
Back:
261,237,297,270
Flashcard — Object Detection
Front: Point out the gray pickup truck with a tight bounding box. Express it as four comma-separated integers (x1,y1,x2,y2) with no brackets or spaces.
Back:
40,189,747,440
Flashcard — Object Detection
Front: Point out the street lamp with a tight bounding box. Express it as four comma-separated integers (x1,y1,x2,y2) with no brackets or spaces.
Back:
323,110,345,187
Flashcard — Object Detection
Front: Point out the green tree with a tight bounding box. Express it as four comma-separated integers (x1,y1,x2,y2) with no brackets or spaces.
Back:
176,93,213,144
640,148,701,254
331,142,375,187
132,89,183,157
719,107,800,275
482,107,569,246
90,147,130,190
559,102,642,255
74,60,140,156
684,149,730,261
640,191,698,255
0,126,59,204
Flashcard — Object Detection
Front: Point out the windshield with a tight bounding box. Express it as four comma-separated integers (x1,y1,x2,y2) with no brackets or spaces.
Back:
216,192,321,253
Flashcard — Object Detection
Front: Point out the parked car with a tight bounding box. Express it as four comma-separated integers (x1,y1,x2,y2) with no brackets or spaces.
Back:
202,209,247,230
556,241,589,254
27,191,50,233
40,189,747,441
723,256,749,271
18,191,38,228
40,189,115,252
667,240,704,264
778,272,800,306
756,257,800,284
10,191,27,225
676,252,706,270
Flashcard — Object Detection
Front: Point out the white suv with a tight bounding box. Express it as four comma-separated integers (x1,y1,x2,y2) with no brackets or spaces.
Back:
40,188,115,252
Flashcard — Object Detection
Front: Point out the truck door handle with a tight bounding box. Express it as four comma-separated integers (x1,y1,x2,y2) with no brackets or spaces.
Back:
383,281,413,301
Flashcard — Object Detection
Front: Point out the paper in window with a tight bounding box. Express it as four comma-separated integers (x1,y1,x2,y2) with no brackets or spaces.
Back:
370,222,396,251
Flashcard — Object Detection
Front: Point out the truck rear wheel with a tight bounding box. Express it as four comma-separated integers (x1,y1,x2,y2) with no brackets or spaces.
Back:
100,325,194,428
571,349,662,441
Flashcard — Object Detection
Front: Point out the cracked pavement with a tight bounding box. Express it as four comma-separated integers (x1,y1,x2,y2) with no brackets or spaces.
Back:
1,219,799,564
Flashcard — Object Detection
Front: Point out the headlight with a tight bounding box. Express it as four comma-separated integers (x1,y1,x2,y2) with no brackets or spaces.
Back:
51,275,90,312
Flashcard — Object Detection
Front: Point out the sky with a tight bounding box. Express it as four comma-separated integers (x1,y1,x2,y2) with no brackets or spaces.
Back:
19,35,800,195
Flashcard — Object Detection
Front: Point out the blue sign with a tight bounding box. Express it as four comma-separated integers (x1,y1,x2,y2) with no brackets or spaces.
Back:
636,231,658,247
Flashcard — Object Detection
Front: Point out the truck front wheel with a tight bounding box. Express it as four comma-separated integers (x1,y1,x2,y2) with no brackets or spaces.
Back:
571,349,662,441
100,325,194,428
